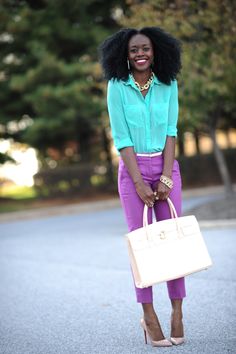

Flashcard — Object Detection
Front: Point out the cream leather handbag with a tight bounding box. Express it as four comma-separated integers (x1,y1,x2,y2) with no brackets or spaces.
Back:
126,198,213,288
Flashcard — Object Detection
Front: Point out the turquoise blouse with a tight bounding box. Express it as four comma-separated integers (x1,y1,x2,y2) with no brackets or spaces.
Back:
107,74,179,153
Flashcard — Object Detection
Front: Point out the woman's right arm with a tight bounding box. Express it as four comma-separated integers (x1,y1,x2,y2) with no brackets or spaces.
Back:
107,80,155,206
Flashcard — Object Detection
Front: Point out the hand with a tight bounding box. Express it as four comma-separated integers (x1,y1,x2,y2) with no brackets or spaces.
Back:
154,181,171,200
135,180,155,207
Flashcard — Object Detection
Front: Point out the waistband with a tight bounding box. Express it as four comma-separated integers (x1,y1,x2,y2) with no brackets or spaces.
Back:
136,152,162,157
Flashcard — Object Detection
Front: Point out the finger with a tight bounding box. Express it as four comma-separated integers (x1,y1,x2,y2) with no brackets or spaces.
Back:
157,187,166,198
157,192,165,200
148,197,155,204
146,200,154,207
154,191,159,201
164,189,170,199
144,198,153,205
166,191,170,198
145,191,156,203
164,190,171,199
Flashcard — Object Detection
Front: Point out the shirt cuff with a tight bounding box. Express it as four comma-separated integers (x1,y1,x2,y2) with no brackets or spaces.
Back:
167,126,177,137
115,138,134,151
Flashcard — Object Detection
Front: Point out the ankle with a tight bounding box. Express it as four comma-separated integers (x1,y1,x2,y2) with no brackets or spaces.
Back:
172,308,183,315
142,304,156,318
143,309,157,321
143,315,157,325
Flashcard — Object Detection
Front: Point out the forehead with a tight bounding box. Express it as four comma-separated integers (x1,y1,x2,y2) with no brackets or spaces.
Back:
128,34,152,47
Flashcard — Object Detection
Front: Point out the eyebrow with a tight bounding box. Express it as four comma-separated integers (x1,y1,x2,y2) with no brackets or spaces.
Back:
130,44,150,48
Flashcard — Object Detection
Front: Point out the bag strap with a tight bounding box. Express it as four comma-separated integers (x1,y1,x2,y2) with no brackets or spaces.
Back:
143,198,183,240
143,197,178,227
167,198,178,218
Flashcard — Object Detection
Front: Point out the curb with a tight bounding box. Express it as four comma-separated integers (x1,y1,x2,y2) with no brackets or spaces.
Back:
0,198,236,229
0,199,121,224
199,219,236,229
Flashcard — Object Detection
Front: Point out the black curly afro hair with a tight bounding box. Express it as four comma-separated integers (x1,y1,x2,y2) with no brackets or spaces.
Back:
99,27,182,85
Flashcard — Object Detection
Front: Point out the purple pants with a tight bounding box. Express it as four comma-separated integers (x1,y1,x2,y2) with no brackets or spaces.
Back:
118,154,186,303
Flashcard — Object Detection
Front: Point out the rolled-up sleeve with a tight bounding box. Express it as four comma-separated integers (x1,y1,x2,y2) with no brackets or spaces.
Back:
107,80,134,151
167,80,179,137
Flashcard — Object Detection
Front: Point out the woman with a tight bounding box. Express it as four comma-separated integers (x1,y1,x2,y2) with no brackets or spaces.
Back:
99,27,186,347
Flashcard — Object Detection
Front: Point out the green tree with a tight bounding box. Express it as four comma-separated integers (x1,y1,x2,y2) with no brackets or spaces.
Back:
0,0,126,165
0,152,15,164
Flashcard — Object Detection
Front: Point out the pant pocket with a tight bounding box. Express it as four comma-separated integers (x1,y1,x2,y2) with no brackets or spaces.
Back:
118,165,132,196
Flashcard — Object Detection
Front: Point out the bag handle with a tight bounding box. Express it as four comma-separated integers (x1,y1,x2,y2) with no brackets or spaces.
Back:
143,197,178,227
142,197,183,240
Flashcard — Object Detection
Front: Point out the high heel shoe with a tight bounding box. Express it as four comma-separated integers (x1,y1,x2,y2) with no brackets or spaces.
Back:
170,337,185,345
140,318,172,347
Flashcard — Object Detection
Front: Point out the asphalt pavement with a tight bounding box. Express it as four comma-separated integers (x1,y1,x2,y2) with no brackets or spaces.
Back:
0,194,236,354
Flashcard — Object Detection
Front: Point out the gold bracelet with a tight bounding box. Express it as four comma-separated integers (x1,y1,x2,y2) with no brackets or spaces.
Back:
160,175,173,189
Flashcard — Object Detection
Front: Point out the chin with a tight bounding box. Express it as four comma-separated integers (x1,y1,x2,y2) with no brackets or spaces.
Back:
133,64,151,72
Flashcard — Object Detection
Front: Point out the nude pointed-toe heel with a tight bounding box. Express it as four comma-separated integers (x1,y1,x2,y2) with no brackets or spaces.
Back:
140,318,172,347
170,337,185,345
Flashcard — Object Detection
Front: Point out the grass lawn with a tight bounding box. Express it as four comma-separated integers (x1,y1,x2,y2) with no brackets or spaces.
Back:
0,184,116,214
0,185,38,213
0,185,37,199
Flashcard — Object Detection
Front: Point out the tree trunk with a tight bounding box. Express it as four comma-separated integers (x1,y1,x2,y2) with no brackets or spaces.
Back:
193,129,201,154
177,131,185,156
101,126,114,186
209,127,233,196
225,129,232,149
77,123,92,162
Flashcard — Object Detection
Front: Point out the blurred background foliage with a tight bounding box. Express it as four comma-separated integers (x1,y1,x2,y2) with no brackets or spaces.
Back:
0,0,125,163
0,0,236,206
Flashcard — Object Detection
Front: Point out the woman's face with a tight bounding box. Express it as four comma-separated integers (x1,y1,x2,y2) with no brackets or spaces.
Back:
128,34,154,73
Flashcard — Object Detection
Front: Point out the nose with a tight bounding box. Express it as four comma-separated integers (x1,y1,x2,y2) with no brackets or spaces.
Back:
136,49,144,58
137,48,145,56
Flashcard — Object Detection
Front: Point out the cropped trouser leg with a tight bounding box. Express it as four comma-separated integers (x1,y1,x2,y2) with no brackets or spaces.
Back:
118,155,186,303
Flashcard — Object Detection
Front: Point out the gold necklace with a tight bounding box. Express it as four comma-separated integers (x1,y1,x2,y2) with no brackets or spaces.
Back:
130,72,154,91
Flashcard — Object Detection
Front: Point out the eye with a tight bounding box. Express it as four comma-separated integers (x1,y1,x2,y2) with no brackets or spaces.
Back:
130,48,137,53
143,47,150,52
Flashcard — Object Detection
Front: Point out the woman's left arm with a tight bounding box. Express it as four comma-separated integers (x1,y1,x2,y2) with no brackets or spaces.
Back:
155,80,179,200
155,136,176,200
